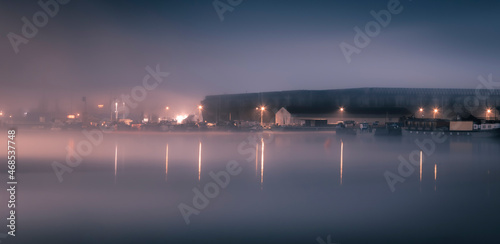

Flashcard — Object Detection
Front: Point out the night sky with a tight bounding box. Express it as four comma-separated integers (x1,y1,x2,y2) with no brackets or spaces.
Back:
1,0,499,115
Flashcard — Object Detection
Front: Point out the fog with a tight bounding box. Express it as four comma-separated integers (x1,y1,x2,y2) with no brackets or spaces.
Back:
2,0,500,115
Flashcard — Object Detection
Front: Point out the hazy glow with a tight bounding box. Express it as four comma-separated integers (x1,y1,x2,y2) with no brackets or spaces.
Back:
97,104,104,108
176,115,188,124
67,115,75,119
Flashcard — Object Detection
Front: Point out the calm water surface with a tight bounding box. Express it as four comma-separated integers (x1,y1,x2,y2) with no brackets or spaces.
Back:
0,129,499,243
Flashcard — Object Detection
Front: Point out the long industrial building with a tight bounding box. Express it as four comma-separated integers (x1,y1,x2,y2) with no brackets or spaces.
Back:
201,88,500,124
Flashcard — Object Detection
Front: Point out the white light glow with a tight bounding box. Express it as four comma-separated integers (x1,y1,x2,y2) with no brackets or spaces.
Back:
176,115,188,124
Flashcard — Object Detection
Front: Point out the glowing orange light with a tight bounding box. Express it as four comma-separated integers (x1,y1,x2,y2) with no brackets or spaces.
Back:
198,105,203,110
340,107,344,112
487,109,492,113
261,106,265,111
97,104,104,108
419,108,423,112
67,115,75,119
434,109,438,113
434,164,437,181
165,106,169,110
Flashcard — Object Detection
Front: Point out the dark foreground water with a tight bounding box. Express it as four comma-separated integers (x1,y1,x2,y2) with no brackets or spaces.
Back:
0,129,499,244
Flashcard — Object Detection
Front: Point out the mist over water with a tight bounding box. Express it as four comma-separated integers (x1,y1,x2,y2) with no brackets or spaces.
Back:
0,129,498,243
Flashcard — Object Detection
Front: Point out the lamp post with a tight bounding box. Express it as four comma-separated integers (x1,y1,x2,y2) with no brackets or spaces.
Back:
115,102,118,121
340,107,344,121
419,108,424,118
486,109,492,120
433,108,438,119
122,102,125,119
260,106,265,126
198,105,203,123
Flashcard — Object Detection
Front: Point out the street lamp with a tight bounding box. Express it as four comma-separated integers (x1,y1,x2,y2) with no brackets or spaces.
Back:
433,108,438,119
122,102,125,119
115,102,118,121
419,108,424,118
260,106,266,126
340,107,344,121
486,109,492,120
198,105,203,122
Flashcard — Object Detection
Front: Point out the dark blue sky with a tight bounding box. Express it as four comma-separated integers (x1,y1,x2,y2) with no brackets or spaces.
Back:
1,0,499,114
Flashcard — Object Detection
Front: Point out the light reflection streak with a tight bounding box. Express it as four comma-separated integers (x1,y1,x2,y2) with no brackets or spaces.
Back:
434,163,437,191
68,139,74,158
114,144,118,183
419,150,423,182
198,141,202,181
340,140,343,185
256,143,259,177
166,144,169,181
260,137,265,190
434,164,437,181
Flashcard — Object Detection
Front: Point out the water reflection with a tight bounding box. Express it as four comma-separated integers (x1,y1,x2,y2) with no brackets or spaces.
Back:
255,143,259,177
14,131,500,243
68,139,74,158
419,150,423,182
198,141,202,181
261,137,265,190
166,144,169,181
340,140,343,185
114,144,118,183
434,163,437,191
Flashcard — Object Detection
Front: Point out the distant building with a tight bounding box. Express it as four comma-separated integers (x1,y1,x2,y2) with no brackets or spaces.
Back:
275,107,302,126
201,88,500,123
275,106,410,126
